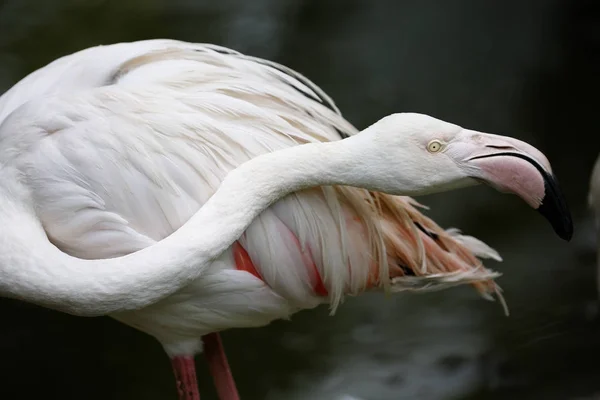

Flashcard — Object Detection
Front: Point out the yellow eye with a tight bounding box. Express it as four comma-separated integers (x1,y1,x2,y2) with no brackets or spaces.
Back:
427,140,443,153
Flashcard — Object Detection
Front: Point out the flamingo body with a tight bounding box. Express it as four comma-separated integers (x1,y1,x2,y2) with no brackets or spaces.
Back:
0,39,495,355
0,40,572,399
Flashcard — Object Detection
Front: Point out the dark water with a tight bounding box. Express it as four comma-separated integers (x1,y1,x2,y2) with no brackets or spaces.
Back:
0,0,599,399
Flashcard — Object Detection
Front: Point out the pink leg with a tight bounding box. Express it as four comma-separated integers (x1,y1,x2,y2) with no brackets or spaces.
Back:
202,333,240,400
171,355,200,400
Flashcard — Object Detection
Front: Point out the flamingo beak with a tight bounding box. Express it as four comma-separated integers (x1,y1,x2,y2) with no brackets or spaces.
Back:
454,130,573,241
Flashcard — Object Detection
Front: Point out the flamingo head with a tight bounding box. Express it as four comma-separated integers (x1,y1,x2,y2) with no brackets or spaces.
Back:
365,113,573,241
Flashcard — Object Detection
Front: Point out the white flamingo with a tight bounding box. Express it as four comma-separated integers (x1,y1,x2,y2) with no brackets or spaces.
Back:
0,39,572,399
588,154,600,294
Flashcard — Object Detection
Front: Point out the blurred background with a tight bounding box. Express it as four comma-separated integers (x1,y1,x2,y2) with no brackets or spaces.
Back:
0,0,599,399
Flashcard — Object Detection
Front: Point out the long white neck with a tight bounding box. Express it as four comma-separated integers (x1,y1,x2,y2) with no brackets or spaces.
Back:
0,129,413,316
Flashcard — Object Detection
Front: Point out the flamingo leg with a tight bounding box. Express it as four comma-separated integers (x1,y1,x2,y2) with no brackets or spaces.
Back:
171,355,201,400
202,333,240,400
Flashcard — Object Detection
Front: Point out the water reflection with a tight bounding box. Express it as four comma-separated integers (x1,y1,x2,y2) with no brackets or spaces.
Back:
0,0,598,399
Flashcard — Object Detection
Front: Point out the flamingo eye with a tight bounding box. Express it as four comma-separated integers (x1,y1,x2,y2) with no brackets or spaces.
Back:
427,140,443,153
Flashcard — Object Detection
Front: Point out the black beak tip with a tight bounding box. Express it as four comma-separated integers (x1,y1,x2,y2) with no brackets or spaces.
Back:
473,152,574,241
549,209,573,242
562,226,574,242
537,173,573,242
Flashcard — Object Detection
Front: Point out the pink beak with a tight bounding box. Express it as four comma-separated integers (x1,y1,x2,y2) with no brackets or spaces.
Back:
455,130,573,241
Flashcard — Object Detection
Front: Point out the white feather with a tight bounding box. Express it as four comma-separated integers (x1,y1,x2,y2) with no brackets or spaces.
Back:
0,40,508,357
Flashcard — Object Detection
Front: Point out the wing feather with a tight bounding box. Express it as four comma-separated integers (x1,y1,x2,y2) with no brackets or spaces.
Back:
0,41,501,327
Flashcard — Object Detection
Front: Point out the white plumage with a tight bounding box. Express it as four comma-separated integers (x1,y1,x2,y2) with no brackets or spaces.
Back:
4,41,362,348
0,39,571,399
588,154,600,295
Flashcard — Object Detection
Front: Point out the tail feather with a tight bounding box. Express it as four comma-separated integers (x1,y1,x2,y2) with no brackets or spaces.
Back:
237,186,506,315
371,193,506,314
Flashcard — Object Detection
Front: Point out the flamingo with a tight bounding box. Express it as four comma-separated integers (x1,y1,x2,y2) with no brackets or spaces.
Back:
0,39,572,400
588,154,600,293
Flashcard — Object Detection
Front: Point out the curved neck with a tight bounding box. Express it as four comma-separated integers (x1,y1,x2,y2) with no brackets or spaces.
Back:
0,131,401,316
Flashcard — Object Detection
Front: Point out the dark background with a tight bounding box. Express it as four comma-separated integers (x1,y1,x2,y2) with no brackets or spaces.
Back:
0,0,599,399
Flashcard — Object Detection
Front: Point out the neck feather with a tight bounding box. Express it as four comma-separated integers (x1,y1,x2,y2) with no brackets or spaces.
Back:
0,133,397,316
